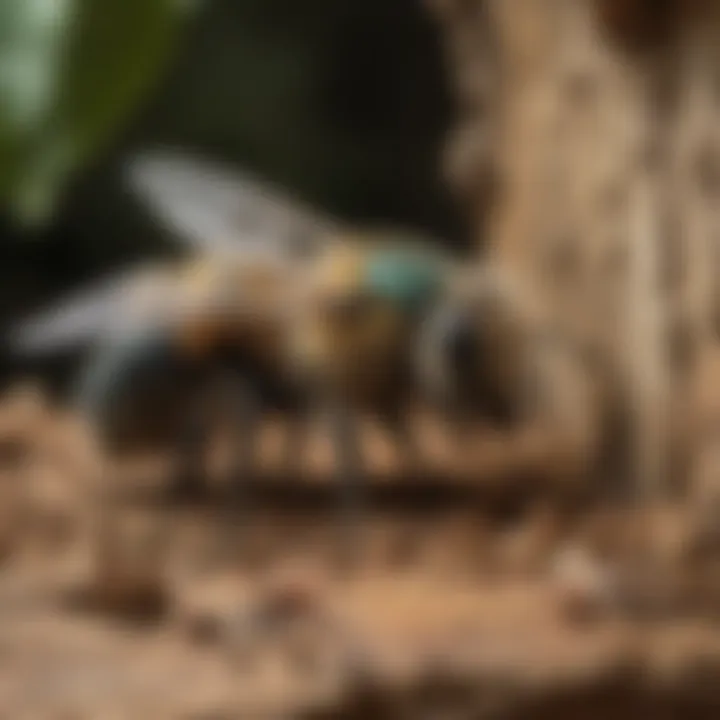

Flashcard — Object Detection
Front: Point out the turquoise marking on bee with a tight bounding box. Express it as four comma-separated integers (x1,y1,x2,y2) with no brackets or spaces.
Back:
364,247,444,313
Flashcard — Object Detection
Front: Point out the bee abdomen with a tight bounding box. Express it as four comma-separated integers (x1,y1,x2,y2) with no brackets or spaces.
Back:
74,327,196,449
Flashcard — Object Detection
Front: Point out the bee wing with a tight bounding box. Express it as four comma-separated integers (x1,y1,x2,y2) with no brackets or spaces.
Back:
126,149,343,260
6,265,176,356
6,251,306,359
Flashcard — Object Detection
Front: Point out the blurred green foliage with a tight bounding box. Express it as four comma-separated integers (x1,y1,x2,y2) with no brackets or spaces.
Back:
0,0,199,224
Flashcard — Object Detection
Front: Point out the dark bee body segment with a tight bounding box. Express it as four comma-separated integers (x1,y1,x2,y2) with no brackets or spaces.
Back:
214,342,306,415
74,323,206,455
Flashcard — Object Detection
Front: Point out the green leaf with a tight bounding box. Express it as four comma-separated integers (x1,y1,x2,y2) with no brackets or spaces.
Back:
0,0,200,227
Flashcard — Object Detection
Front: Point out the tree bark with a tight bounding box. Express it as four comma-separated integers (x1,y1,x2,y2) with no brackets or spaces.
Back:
430,0,720,498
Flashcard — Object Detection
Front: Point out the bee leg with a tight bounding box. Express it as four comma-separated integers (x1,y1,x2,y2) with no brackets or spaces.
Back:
226,375,261,505
378,406,422,481
328,401,365,570
280,414,307,477
208,374,263,565
171,391,211,499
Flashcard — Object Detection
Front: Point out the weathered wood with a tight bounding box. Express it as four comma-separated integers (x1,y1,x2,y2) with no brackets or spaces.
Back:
432,0,720,498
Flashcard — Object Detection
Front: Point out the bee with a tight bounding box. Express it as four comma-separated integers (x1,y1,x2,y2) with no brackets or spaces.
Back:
128,153,476,563
8,150,467,564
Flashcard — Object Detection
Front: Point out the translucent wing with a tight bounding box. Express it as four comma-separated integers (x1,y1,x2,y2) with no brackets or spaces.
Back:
6,253,307,358
6,264,176,355
126,149,342,259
